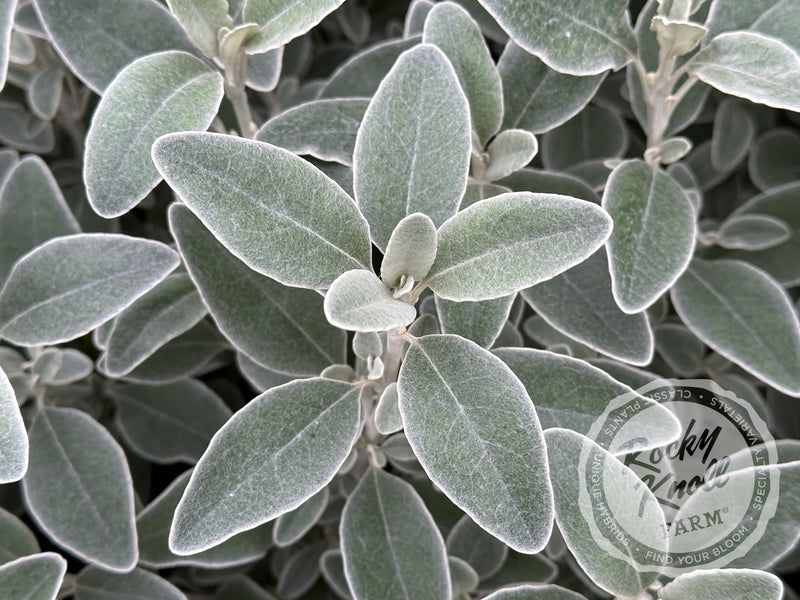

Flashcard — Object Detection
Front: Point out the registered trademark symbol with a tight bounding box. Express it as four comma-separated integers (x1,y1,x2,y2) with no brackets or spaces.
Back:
722,507,729,513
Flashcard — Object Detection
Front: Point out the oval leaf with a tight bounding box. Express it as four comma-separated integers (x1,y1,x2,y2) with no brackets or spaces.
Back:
243,0,345,54
76,566,186,600
659,568,783,600
477,0,636,75
353,43,471,251
170,203,346,375
671,258,800,396
711,100,755,171
687,31,800,112
22,407,138,571
446,514,508,579
340,468,450,600
424,192,612,301
398,334,553,553
0,507,39,565
520,249,654,365
716,214,791,251
484,129,538,182
324,269,417,332
166,0,232,58
0,365,26,483
153,132,372,290
273,487,328,547
84,51,224,218
380,212,438,289
602,159,696,314
33,0,195,93
0,234,178,346
0,552,66,600
435,294,514,348
170,378,361,554
483,584,588,600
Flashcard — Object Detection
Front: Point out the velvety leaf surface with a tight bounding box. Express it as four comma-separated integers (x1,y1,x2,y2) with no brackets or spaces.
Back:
170,378,361,553
275,541,324,599
499,41,605,135
478,553,558,590
424,192,612,301
166,0,231,58
0,234,178,346
544,428,666,597
153,133,372,289
0,0,13,91
104,273,206,376
671,258,800,396
374,382,402,435
273,487,328,547
353,43,470,251
653,322,705,377
422,1,502,144
448,556,479,598
0,552,66,600
484,130,538,182
477,0,635,75
217,576,278,600
0,507,39,565
541,105,628,170
748,129,800,192
113,379,232,464
398,334,553,553
170,204,345,375
246,47,282,91
435,294,513,348
33,0,195,93
137,470,272,569
495,348,679,449
499,168,600,203
0,365,26,483
75,566,187,600
22,407,137,571
446,514,507,579
602,160,695,313
715,214,791,251
340,468,450,600
0,104,54,154
521,249,653,364
324,269,417,332
659,568,783,600
0,155,80,285
711,100,754,171
256,98,368,166
687,32,800,112
84,51,224,218
380,212,438,289
483,584,588,600
705,0,800,51
242,0,345,54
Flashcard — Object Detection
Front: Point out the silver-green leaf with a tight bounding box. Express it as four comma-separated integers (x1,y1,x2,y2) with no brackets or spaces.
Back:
170,378,361,554
0,553,66,600
340,468,451,600
398,334,553,553
22,407,138,571
483,584,589,600
602,159,695,314
166,0,232,58
324,269,417,333
0,234,179,346
0,507,39,565
671,258,800,396
659,568,783,600
153,132,372,289
483,129,538,182
380,212,438,289
243,0,345,54
84,51,224,218
424,192,612,301
435,294,514,348
75,566,187,600
353,43,471,251
0,364,26,483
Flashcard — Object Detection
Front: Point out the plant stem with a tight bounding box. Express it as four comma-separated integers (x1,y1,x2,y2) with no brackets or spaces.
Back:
225,81,256,138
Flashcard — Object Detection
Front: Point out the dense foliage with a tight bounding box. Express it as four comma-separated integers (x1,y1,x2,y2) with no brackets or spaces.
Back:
0,0,799,599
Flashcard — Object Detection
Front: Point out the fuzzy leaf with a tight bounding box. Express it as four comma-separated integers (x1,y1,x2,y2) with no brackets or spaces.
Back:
422,1,502,144
170,204,345,375
243,0,345,54
273,487,328,547
104,273,207,376
113,379,232,464
0,553,66,600
170,378,361,554
477,0,636,75
0,155,80,286
671,258,800,396
324,269,417,332
26,66,63,121
0,508,39,565
153,133,372,290
424,192,612,301
22,407,137,571
544,428,667,597
340,468,450,600
398,334,553,553
255,98,368,166
374,383,402,435
380,212,438,289
353,43,471,251
748,129,800,192
0,234,178,346
495,348,679,449
711,100,754,171
32,0,195,93
484,130,538,182
435,295,514,348
483,584,589,600
166,0,232,58
0,365,25,483
84,51,223,218
715,214,791,251
602,160,695,313
659,568,783,600
520,250,654,365
447,515,508,579
705,0,800,51
0,0,13,91
137,470,272,569
75,566,186,600
542,105,628,170
499,41,605,135
687,32,800,112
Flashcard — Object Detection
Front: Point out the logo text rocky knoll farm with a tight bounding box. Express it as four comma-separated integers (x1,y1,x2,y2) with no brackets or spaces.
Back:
581,380,779,575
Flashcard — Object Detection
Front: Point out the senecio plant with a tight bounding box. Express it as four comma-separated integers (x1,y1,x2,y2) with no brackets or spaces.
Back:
1,0,800,598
